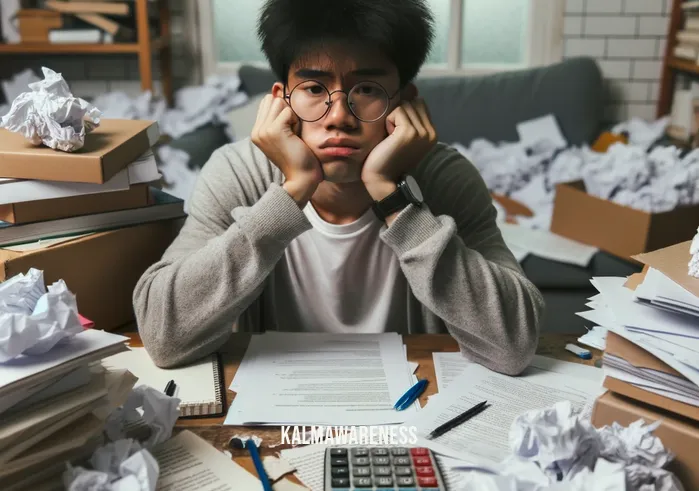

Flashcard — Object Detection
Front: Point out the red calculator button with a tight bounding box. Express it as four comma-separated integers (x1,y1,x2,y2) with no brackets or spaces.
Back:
410,447,429,456
413,456,431,465
415,466,435,476
418,476,438,487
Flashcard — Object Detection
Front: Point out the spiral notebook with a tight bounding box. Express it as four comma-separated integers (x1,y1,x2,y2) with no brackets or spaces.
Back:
101,347,225,417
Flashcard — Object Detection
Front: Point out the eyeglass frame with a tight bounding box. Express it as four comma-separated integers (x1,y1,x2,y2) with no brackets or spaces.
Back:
283,79,402,123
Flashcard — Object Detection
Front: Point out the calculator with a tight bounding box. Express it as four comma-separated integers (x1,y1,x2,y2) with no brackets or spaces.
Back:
323,446,447,490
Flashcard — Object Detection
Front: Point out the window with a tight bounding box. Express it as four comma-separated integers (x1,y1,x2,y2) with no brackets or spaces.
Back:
195,0,563,79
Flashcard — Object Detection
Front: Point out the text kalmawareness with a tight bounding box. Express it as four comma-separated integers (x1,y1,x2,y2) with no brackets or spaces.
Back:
281,425,419,445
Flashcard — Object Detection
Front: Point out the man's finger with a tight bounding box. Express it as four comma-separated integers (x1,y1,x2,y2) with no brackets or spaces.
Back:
414,99,437,142
401,101,427,139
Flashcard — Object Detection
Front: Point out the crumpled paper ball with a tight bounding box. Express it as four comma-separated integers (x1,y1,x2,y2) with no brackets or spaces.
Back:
0,268,83,362
0,66,102,152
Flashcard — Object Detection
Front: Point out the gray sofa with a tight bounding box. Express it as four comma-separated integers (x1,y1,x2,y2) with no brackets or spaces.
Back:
170,57,641,334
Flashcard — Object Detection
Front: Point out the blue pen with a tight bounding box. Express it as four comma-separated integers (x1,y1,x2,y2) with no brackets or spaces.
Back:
247,440,273,491
394,379,428,411
230,437,273,491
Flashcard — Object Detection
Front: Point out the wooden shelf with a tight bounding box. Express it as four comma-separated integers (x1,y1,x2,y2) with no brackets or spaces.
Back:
0,38,168,54
668,57,699,76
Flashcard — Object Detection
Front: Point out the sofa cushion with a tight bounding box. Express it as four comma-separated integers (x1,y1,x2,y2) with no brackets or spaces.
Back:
414,57,604,147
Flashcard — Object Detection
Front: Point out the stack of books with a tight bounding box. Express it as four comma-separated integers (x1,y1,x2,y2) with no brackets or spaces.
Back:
0,119,186,330
674,1,699,62
580,241,699,490
43,0,141,44
0,328,133,490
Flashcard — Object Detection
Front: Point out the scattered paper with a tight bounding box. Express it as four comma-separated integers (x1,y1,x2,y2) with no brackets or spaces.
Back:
105,386,180,449
612,116,670,150
90,73,248,140
229,434,263,449
578,326,608,351
0,268,83,362
689,228,699,278
498,222,597,267
0,67,101,151
156,145,199,212
263,455,296,481
63,439,159,491
516,114,567,150
451,401,682,491
452,115,699,229
273,479,310,491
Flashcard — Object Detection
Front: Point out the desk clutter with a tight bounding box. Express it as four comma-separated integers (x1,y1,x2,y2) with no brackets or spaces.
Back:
0,67,186,331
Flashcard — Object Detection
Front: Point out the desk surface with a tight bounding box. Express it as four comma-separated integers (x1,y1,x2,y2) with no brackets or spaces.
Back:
122,331,600,480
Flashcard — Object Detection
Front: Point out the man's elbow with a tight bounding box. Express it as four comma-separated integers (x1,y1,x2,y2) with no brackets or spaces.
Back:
495,333,538,376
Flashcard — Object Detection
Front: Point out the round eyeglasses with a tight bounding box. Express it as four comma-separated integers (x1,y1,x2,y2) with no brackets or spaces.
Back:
284,80,400,123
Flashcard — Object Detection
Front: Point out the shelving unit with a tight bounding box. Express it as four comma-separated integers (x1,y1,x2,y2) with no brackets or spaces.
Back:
0,0,173,106
658,0,696,118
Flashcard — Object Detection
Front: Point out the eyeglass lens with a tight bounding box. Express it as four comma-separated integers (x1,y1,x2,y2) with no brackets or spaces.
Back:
288,81,389,122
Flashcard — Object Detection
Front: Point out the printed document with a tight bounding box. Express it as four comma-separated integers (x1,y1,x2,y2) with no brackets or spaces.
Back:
409,362,604,465
225,332,417,425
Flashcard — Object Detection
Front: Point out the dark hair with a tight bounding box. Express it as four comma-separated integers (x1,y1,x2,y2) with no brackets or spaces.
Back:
257,0,435,86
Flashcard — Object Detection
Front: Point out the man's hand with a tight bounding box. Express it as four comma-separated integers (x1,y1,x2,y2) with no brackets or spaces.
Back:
361,98,437,201
251,94,323,206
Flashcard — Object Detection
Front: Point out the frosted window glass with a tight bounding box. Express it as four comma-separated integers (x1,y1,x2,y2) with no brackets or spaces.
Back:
425,0,450,65
461,0,528,64
213,0,266,63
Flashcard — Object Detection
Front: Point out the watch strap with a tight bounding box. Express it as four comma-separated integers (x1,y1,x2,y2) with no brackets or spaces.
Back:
372,185,410,221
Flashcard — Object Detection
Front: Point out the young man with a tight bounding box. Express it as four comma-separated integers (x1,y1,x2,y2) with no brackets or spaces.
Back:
133,0,544,373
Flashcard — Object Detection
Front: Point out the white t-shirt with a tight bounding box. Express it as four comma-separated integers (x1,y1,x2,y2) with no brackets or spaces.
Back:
271,202,409,333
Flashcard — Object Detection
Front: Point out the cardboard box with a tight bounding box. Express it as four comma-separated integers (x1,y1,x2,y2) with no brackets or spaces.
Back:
0,184,150,224
592,391,699,491
633,241,699,297
550,180,699,260
0,119,160,184
0,218,183,331
17,9,62,43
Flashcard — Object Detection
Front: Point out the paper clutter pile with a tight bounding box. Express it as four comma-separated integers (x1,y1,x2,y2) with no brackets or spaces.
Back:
574,240,699,490
453,401,682,490
0,67,186,330
0,269,133,488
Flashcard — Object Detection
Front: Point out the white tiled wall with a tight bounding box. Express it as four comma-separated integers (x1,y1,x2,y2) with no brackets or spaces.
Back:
0,0,188,102
563,0,672,122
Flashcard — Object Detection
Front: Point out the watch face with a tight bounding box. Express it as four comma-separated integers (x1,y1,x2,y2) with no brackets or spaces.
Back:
404,175,423,203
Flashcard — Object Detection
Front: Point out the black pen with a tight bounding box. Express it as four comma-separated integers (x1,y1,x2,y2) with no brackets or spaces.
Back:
427,400,489,439
164,379,176,397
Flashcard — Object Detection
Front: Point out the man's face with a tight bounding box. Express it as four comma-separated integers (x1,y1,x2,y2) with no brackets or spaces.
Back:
274,44,403,184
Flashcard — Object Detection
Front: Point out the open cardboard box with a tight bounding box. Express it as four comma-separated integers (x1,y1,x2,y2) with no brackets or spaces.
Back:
0,218,183,331
550,181,699,261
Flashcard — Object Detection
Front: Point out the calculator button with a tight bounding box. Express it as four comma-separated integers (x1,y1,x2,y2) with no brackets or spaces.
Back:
374,476,394,487
331,457,348,466
353,477,372,487
331,467,349,477
391,447,409,455
374,466,392,476
394,466,413,476
351,448,369,456
396,476,415,486
372,456,390,465
371,447,389,456
330,448,348,456
394,456,412,466
412,456,431,465
331,477,349,487
410,447,429,456
352,467,371,477
418,476,438,487
415,466,435,476
352,457,370,466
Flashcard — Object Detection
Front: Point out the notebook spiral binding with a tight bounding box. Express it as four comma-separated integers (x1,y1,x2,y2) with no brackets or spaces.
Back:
177,354,224,417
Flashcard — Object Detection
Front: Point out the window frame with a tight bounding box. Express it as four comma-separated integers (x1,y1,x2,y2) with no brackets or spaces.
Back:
193,0,564,80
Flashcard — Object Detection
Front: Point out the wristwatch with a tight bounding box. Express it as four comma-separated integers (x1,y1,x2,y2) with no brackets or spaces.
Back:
372,175,424,221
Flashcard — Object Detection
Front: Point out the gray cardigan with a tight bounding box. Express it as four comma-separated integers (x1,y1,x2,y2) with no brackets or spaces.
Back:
133,138,545,373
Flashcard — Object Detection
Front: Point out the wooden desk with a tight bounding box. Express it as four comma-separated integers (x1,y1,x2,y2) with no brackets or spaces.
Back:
122,331,600,485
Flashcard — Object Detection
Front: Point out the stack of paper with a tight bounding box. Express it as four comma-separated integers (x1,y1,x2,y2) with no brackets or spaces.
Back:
0,329,133,489
498,221,598,266
575,241,699,415
224,332,419,425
